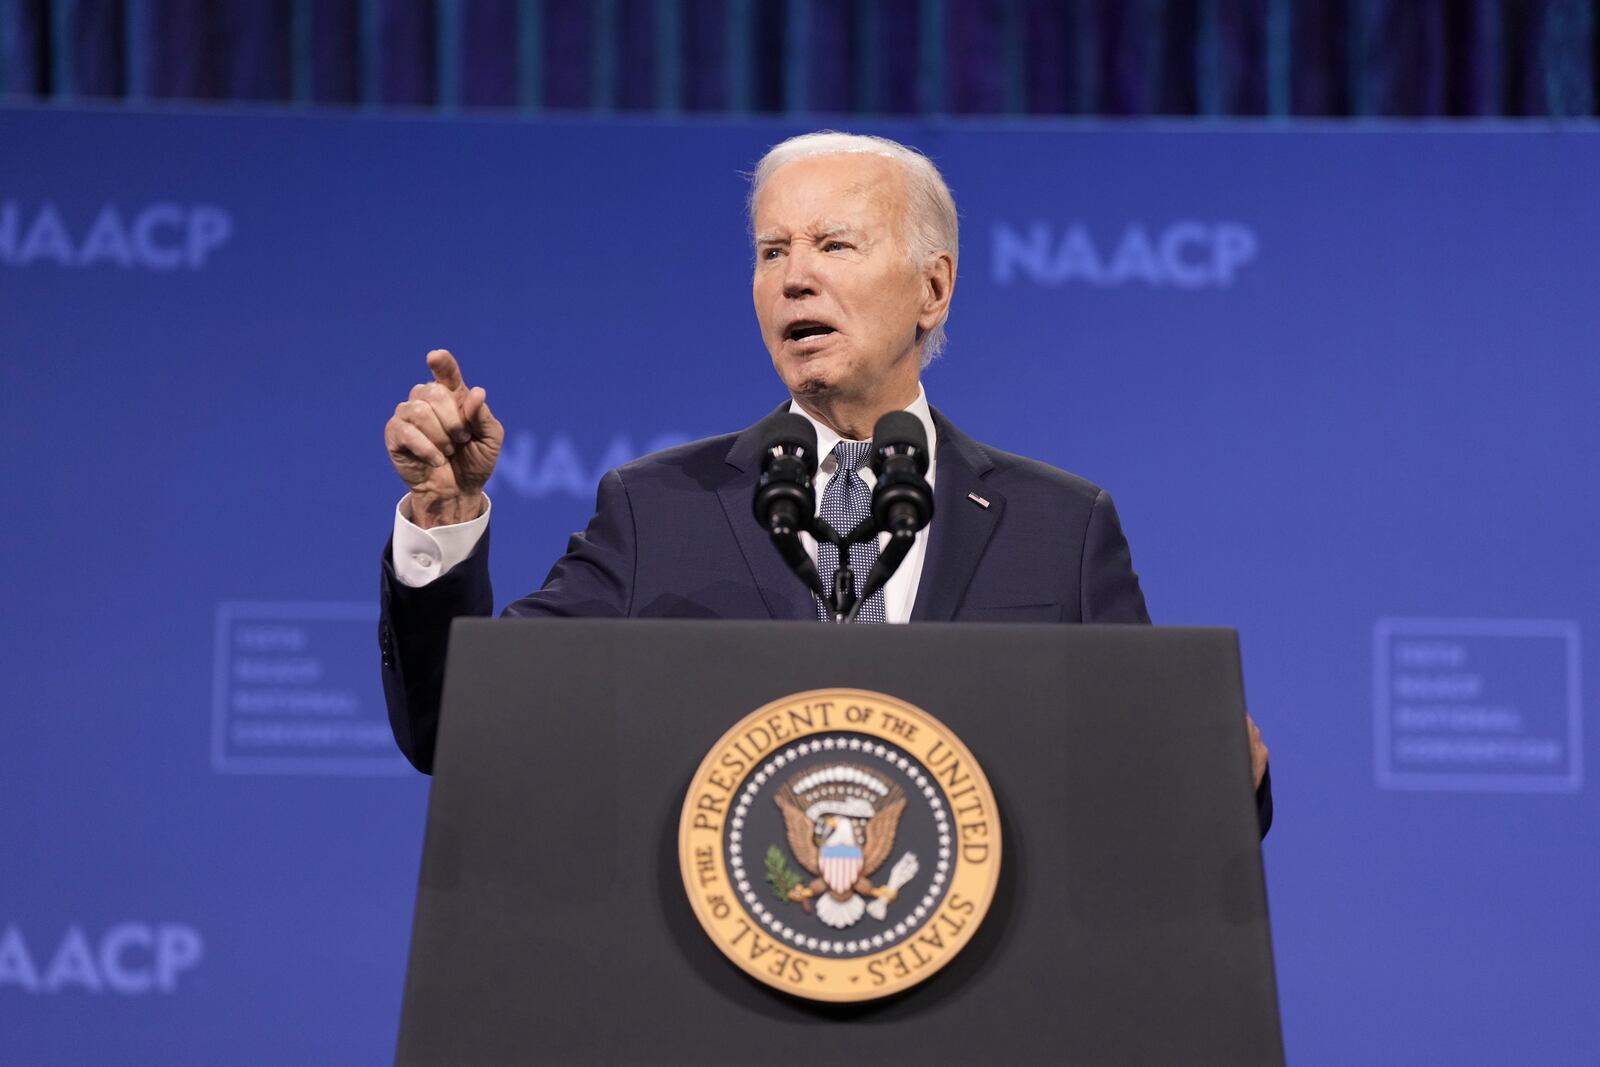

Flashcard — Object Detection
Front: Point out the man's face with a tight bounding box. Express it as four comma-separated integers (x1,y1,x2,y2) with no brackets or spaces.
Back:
751,154,931,408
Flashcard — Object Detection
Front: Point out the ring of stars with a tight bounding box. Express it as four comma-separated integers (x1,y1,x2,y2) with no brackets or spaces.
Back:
725,734,953,957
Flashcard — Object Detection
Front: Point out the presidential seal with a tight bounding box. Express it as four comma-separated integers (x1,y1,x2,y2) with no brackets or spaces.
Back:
679,688,1001,1002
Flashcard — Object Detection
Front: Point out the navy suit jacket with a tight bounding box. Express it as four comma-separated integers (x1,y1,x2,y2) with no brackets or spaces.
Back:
379,406,1272,833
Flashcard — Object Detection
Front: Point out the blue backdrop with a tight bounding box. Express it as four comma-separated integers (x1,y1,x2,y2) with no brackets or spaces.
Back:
3,106,1596,1064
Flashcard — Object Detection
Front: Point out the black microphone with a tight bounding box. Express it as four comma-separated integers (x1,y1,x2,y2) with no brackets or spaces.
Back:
753,413,818,536
869,411,934,535
843,412,934,622
753,412,832,607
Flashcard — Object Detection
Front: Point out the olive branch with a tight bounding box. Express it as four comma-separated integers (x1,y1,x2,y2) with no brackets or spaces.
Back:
765,845,803,903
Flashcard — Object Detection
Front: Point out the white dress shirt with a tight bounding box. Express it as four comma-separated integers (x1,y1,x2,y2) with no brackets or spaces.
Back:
391,386,938,624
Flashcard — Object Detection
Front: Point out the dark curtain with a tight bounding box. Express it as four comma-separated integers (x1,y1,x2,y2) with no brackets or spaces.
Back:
2,0,1595,117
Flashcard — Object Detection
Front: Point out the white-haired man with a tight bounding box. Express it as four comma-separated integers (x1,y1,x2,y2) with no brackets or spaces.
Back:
379,131,1272,832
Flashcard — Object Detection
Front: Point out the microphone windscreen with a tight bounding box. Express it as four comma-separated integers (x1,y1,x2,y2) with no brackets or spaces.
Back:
759,412,819,473
872,411,929,473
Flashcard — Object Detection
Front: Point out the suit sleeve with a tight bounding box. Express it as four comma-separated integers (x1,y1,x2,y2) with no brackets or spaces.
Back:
379,526,495,773
1079,489,1151,624
378,469,639,774
1077,488,1273,838
1254,765,1273,838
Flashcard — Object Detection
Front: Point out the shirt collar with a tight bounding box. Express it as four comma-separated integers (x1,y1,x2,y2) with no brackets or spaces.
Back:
788,383,938,476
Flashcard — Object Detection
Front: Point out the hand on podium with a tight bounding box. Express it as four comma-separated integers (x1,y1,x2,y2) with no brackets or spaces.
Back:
1246,713,1269,790
385,349,504,529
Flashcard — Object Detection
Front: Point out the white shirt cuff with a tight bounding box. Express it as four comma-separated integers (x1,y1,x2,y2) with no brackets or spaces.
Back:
391,494,492,588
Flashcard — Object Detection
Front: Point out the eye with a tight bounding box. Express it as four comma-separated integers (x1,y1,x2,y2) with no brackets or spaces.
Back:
824,240,850,252
760,247,784,261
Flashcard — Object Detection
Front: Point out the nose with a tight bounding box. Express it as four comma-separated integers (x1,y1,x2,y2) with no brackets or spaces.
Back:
781,245,818,299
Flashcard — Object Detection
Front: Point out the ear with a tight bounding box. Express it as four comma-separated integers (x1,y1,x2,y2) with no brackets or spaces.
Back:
917,250,956,334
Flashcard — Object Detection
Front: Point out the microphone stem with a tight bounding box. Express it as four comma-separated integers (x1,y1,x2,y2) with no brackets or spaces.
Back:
843,529,917,622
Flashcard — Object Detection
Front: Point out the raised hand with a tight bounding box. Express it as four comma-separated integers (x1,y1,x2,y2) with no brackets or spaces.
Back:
385,349,504,528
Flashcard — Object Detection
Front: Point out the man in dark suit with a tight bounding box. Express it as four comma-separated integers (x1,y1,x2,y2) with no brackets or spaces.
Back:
380,132,1272,831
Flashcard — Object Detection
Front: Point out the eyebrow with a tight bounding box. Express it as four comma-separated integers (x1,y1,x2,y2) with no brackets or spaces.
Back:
753,223,863,246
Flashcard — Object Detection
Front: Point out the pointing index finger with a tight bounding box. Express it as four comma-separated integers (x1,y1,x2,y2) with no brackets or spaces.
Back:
427,349,467,393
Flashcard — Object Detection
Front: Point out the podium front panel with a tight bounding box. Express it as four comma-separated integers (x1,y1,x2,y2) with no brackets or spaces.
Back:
397,619,1282,1066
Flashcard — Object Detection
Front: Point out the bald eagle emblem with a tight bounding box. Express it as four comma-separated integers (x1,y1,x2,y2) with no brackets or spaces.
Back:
773,763,921,930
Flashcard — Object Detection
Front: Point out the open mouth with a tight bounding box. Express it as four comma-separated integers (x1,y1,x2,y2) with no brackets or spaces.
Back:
785,321,837,342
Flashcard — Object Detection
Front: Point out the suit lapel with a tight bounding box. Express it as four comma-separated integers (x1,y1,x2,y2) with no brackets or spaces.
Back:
912,409,1003,621
716,407,816,621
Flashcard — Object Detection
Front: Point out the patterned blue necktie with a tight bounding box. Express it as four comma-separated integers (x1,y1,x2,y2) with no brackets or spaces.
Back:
815,440,886,623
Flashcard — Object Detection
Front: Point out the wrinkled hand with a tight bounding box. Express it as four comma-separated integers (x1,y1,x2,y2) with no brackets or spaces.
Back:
1246,713,1269,790
385,349,504,528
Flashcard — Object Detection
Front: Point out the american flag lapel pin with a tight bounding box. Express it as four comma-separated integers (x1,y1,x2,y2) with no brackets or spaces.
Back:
967,492,990,509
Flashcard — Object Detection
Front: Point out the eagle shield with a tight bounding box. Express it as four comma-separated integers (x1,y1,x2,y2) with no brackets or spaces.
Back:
820,841,864,896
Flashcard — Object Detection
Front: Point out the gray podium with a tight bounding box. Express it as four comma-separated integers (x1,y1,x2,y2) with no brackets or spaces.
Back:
396,619,1283,1066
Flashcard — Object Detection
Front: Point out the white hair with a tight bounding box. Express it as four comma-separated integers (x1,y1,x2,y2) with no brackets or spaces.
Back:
748,131,959,366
